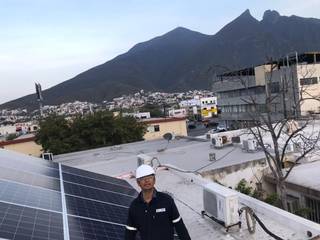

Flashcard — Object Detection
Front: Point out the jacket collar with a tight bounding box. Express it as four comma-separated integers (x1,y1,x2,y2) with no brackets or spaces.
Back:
139,188,157,203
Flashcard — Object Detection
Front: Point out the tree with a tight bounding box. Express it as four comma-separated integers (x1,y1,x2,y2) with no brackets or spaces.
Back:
36,111,146,155
36,114,72,154
139,104,163,117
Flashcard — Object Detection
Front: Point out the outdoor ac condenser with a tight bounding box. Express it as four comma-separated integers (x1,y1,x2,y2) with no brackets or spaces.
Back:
203,183,239,227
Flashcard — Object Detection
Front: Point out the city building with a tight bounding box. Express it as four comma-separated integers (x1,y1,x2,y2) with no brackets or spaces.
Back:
140,117,187,140
200,96,218,119
168,108,187,118
0,134,42,157
213,52,320,127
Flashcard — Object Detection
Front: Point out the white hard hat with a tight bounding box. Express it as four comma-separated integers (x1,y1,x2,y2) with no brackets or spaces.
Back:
136,164,155,179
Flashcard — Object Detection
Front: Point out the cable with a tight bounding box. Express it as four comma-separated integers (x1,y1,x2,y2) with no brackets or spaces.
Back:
194,147,237,172
239,206,284,240
239,207,256,233
152,147,237,174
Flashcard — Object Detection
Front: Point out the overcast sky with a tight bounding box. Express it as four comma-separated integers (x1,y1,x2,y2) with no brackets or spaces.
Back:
1,0,320,104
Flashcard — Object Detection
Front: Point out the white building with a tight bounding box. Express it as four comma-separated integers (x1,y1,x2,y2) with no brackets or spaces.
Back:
200,96,218,118
168,108,187,118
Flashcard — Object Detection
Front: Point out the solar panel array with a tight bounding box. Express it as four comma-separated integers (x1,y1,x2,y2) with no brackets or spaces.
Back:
0,150,138,240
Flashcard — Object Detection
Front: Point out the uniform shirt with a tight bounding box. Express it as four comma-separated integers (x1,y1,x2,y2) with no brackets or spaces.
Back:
125,189,191,240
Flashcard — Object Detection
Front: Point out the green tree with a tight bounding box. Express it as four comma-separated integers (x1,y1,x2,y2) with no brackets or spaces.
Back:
139,104,163,117
6,133,17,141
235,179,252,195
36,111,146,155
36,114,72,154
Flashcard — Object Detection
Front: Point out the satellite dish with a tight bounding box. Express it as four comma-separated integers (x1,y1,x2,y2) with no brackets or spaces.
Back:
163,133,173,141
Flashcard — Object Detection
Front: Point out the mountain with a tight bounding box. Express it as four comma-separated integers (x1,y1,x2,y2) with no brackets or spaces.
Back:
3,9,320,110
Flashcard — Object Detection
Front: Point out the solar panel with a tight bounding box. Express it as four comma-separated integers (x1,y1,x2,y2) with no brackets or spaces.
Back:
0,166,61,191
68,216,126,240
62,165,131,188
0,149,59,169
0,201,64,240
0,158,60,178
65,195,128,224
0,179,62,212
0,149,139,240
64,181,135,207
63,172,137,196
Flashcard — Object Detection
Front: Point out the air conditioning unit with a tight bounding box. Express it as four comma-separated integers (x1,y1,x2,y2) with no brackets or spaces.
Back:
214,137,223,148
42,153,53,161
137,154,153,166
286,142,294,153
247,139,257,151
203,183,239,228
242,139,257,152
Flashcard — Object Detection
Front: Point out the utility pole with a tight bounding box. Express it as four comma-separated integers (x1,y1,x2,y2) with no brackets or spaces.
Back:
35,82,44,117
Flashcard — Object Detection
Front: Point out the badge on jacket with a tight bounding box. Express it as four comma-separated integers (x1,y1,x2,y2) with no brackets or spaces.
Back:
156,208,166,213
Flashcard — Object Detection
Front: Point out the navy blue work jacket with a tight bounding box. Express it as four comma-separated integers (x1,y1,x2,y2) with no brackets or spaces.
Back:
125,190,191,240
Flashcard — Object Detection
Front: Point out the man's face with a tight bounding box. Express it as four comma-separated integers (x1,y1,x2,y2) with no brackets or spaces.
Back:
137,174,155,191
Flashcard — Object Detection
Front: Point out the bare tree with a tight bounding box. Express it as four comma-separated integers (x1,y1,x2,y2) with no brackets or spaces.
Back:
212,56,320,210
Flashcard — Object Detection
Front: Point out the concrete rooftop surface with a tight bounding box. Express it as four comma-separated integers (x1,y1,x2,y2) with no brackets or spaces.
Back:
54,137,266,177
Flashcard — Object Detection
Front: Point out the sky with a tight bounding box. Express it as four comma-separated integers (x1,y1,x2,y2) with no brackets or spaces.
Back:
1,0,320,105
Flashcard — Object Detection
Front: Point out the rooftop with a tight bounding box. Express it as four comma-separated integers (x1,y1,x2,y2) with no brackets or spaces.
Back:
286,160,320,192
54,133,266,177
53,130,320,239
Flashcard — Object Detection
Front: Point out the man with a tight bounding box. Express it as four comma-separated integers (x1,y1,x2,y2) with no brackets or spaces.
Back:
125,164,191,240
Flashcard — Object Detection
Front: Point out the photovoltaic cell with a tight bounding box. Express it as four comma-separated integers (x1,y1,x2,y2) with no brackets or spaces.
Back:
0,201,64,240
68,216,125,240
66,195,128,224
0,166,60,191
63,172,137,197
62,165,131,188
64,182,134,207
0,179,62,212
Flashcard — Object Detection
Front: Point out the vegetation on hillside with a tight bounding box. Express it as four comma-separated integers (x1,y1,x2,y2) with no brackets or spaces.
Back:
36,111,146,155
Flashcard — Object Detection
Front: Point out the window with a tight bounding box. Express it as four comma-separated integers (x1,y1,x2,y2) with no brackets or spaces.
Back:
300,77,318,85
154,125,160,132
147,126,154,133
147,125,160,133
286,195,300,214
306,196,320,223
